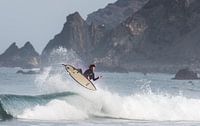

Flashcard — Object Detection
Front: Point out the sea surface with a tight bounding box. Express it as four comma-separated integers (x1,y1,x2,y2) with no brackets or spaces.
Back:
1,67,200,126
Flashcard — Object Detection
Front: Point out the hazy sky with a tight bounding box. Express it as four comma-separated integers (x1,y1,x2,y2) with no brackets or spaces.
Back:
0,0,116,54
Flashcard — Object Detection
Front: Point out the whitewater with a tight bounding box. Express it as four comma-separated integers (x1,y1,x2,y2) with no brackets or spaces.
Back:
0,49,200,126
1,67,200,126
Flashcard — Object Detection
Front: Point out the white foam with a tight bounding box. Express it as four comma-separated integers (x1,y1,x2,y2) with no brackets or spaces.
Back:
22,72,200,121
18,99,88,121
85,89,200,121
32,49,200,121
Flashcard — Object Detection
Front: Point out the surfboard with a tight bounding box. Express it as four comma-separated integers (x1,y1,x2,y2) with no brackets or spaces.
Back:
63,64,96,91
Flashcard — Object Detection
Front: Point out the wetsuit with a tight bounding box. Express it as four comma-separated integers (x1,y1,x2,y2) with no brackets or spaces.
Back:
83,69,99,81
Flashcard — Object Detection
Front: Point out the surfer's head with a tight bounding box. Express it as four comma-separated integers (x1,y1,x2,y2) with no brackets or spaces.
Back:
89,64,96,71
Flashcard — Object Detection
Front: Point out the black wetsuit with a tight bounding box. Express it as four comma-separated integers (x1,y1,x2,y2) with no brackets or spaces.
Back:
83,69,99,81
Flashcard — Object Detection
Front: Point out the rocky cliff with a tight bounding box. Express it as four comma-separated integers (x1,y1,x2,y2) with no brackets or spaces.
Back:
0,42,40,68
86,0,149,30
93,0,200,72
41,12,106,66
41,0,200,73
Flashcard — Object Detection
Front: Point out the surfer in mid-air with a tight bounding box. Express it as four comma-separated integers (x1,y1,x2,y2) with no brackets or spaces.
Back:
63,64,100,91
83,64,102,81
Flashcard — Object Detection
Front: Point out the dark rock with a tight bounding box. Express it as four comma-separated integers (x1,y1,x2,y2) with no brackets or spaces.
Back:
86,0,149,30
42,12,91,54
0,42,40,68
173,68,199,80
41,12,106,66
41,0,200,73
16,70,40,75
0,42,19,58
41,12,89,58
93,0,200,72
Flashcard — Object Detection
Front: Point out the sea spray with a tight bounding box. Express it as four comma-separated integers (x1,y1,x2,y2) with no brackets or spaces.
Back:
35,67,69,93
48,47,84,68
35,47,88,93
26,50,200,121
32,66,200,121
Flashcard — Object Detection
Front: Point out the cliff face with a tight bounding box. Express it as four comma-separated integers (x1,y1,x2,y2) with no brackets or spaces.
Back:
139,0,200,65
42,12,90,54
41,0,149,67
41,0,200,73
100,0,192,59
41,12,106,65
0,42,40,68
86,0,149,30
93,0,200,72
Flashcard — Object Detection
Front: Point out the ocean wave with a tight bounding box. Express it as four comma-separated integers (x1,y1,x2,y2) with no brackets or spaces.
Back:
0,89,200,121
2,60,200,121
0,92,78,120
1,89,200,121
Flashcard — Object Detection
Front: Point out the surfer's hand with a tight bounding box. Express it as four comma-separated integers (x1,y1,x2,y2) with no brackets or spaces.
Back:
62,64,67,66
99,76,102,78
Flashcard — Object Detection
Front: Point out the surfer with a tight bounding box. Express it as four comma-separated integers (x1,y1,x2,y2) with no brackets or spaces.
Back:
84,64,101,81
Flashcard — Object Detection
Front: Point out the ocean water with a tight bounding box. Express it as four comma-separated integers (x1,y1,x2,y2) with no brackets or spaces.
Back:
1,67,200,126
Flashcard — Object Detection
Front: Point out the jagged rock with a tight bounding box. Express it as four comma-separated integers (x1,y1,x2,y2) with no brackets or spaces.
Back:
0,42,19,58
86,0,149,30
93,0,200,72
41,12,106,66
42,12,91,54
41,0,200,73
173,68,199,80
0,42,40,68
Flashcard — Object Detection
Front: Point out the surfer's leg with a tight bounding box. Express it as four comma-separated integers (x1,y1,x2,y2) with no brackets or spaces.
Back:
77,69,82,74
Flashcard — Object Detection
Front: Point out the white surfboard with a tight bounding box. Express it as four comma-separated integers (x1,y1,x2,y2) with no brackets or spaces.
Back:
63,64,96,91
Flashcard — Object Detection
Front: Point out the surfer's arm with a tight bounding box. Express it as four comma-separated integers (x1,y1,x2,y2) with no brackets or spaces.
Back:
92,73,99,81
93,76,99,81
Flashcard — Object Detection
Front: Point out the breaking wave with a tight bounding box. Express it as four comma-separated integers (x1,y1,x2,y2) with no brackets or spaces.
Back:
1,87,200,121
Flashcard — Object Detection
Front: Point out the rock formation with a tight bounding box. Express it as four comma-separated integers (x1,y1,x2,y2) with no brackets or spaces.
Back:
86,0,149,29
174,68,199,80
92,0,200,72
41,12,106,66
0,42,40,68
16,70,40,75
41,0,200,73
